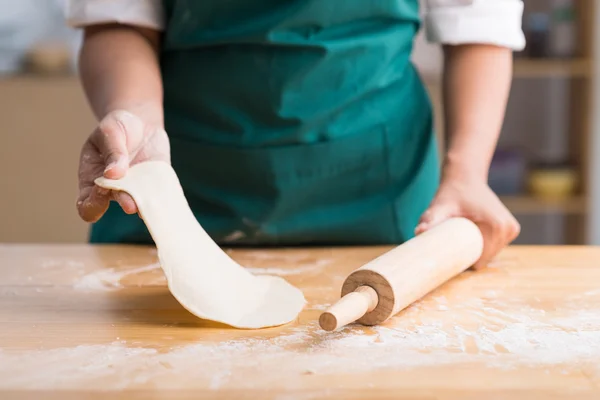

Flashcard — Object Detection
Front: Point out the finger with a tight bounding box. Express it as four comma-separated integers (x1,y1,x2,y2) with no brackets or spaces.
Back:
90,124,128,179
113,191,138,215
473,244,500,270
506,217,521,243
472,226,505,270
104,155,129,179
78,141,103,189
92,112,143,179
415,203,457,235
490,213,520,254
77,185,110,223
417,207,433,226
472,242,496,270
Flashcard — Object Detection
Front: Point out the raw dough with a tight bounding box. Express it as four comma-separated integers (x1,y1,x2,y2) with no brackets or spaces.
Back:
95,161,306,328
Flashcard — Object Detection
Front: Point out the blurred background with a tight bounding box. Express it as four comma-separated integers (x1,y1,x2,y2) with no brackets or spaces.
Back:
0,0,598,245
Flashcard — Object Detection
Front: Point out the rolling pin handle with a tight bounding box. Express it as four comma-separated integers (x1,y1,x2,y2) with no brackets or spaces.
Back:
319,286,379,331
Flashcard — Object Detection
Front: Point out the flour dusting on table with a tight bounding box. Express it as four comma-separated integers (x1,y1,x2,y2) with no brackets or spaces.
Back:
246,259,331,276
2,288,599,390
73,263,162,291
69,256,330,291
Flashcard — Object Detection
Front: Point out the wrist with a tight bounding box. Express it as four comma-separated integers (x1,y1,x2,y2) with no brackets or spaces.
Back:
442,151,489,184
103,101,164,129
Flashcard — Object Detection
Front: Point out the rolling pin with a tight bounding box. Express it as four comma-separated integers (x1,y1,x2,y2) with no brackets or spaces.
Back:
319,217,484,331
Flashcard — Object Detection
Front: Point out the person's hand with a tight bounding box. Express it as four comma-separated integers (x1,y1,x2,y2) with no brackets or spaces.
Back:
415,175,520,270
76,109,170,223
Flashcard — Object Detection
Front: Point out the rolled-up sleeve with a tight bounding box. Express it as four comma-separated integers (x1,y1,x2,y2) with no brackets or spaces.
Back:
65,0,165,30
424,0,525,50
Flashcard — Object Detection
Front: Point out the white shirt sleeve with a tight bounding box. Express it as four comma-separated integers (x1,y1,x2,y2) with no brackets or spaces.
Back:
65,0,165,30
424,0,526,50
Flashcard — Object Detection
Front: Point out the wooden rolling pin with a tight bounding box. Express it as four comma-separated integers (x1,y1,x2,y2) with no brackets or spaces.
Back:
319,217,484,331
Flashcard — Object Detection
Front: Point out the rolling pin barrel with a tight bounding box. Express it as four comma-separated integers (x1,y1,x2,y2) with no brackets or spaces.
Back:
319,217,484,331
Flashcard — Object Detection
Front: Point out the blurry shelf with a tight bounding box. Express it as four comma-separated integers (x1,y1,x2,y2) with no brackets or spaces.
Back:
0,73,77,82
500,196,587,214
513,58,592,78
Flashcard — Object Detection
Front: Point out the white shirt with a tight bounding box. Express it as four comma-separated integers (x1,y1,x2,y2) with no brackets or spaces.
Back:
65,0,525,50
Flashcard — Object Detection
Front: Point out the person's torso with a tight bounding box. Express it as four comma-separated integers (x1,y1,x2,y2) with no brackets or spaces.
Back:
90,0,439,246
160,0,423,147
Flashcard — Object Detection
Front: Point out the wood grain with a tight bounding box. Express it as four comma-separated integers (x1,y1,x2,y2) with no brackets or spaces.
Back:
339,218,483,326
1,244,600,399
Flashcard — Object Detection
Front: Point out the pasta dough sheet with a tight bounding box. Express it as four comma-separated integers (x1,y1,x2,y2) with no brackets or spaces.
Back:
95,161,306,328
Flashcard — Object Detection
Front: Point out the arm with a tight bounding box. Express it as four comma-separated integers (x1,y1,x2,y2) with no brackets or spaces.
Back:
441,44,512,182
79,24,163,127
422,0,525,178
416,0,524,268
75,24,170,222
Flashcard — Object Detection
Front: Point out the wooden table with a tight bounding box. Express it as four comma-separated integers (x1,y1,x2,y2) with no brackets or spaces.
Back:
1,244,599,399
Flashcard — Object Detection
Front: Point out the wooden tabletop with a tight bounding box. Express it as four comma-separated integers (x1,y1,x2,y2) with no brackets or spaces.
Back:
1,244,599,399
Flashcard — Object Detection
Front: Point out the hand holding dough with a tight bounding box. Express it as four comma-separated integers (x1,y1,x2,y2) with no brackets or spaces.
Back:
95,161,305,328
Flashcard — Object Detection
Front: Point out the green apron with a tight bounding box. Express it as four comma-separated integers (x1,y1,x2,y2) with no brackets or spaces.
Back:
90,0,440,246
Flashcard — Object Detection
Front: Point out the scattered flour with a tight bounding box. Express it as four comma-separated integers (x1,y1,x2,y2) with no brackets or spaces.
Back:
221,231,246,243
2,289,600,390
41,260,86,269
247,259,332,276
309,303,331,311
11,252,599,390
73,263,162,291
70,256,330,291
229,251,331,264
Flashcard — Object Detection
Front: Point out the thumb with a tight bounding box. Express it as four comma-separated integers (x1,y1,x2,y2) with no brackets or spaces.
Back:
415,202,457,235
93,111,144,179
